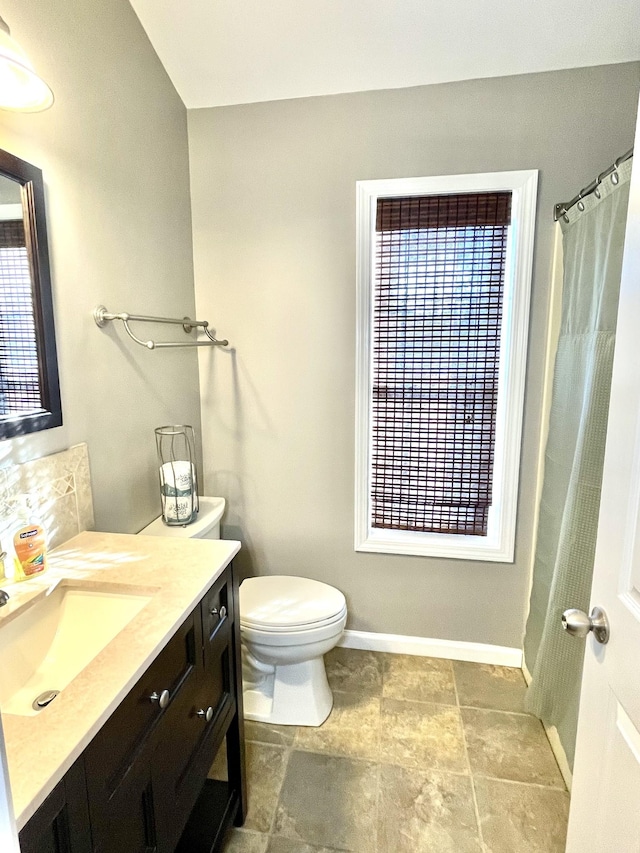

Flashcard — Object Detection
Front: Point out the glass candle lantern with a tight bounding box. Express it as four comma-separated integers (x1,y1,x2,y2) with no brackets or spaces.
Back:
155,425,199,526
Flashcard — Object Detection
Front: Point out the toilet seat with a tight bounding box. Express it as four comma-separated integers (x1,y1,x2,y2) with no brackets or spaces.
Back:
241,604,348,635
240,576,346,631
241,608,347,648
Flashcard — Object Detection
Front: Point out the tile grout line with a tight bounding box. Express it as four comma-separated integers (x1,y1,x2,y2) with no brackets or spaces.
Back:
470,772,569,793
283,739,470,772
458,703,538,717
452,664,487,853
267,740,296,836
330,649,383,853
328,689,540,717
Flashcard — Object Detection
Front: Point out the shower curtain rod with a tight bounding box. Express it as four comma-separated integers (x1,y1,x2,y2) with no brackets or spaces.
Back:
554,147,634,222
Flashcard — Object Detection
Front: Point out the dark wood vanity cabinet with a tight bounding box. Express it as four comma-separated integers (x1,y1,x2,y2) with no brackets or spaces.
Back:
17,759,92,853
18,563,246,853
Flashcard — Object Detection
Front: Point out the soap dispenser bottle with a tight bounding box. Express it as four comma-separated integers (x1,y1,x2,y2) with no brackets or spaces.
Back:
12,494,47,579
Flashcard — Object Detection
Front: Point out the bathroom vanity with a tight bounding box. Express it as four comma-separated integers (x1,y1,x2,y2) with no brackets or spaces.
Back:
0,531,245,853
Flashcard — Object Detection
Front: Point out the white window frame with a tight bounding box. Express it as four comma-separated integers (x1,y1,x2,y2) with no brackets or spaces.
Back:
355,170,538,562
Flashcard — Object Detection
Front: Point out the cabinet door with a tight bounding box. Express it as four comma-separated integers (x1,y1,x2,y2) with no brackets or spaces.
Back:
205,562,247,827
86,750,163,853
18,759,91,853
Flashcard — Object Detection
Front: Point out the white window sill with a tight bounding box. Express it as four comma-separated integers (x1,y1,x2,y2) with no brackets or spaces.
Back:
355,528,515,563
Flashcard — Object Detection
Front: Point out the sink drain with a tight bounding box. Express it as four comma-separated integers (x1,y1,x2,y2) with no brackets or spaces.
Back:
32,690,59,710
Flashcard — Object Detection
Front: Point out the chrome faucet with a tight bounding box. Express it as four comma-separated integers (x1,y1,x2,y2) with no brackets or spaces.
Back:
0,546,8,605
0,545,11,607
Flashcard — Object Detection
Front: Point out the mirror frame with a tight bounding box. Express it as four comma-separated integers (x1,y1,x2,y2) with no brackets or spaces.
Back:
0,149,61,439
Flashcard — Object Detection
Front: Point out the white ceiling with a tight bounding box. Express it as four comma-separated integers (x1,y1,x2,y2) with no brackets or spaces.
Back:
128,0,640,109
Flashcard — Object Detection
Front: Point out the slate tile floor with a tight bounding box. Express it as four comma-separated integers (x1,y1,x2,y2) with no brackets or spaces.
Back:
213,649,570,853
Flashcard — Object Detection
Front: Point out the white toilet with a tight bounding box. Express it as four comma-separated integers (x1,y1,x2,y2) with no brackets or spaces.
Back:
240,576,347,727
139,498,347,728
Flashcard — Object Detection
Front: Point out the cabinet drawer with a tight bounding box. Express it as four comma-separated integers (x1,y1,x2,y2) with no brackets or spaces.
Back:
201,568,232,646
85,608,201,798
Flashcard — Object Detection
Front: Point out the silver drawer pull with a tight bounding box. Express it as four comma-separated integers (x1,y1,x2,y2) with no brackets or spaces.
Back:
196,706,214,723
210,604,227,620
149,689,170,709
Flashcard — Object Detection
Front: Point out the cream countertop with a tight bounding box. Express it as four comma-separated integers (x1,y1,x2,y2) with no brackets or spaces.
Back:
0,530,241,830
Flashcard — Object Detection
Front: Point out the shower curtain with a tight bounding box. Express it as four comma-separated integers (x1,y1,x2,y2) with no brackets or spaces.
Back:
523,156,633,768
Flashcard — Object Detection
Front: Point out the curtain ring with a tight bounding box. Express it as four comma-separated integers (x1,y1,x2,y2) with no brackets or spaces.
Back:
563,213,570,223
594,186,601,199
577,193,585,212
611,168,619,186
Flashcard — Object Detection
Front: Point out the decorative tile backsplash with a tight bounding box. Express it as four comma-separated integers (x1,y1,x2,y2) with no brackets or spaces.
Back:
0,444,94,549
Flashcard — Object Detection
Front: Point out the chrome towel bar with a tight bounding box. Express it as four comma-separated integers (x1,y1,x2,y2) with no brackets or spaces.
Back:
93,305,229,349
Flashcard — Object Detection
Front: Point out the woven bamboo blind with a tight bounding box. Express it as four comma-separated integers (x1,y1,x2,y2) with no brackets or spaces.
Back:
0,219,43,415
372,191,512,536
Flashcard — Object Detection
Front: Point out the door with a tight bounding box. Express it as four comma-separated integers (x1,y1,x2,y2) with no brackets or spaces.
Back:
566,96,640,850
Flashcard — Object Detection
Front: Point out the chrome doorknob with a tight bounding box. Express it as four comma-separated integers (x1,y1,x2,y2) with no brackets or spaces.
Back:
561,606,610,644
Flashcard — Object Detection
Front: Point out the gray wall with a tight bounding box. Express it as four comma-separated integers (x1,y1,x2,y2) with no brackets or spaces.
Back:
0,0,201,533
189,63,640,648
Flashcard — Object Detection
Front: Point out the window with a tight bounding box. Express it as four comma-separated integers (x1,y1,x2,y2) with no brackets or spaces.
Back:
355,171,538,561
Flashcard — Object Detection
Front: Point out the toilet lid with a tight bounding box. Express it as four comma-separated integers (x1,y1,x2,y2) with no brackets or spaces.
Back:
240,576,346,629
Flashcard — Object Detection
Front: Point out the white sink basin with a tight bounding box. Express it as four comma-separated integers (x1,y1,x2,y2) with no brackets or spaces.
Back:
0,580,153,716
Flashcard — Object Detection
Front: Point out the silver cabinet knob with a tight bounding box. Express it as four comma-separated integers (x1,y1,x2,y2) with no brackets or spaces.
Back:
149,689,170,709
196,706,214,723
562,606,610,644
210,604,227,620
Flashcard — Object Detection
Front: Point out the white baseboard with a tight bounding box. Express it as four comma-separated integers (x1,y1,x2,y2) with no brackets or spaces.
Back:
338,629,522,667
521,659,573,791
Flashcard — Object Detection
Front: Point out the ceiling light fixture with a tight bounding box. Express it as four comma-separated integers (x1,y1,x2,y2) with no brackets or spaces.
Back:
0,15,53,112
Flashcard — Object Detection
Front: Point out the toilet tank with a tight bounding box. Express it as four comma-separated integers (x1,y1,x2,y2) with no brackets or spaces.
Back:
138,497,225,539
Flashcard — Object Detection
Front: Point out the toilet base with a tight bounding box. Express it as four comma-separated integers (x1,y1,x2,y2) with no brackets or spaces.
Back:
242,654,333,727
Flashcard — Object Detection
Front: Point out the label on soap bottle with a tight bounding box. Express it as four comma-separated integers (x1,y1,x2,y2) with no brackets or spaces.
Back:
14,525,47,577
